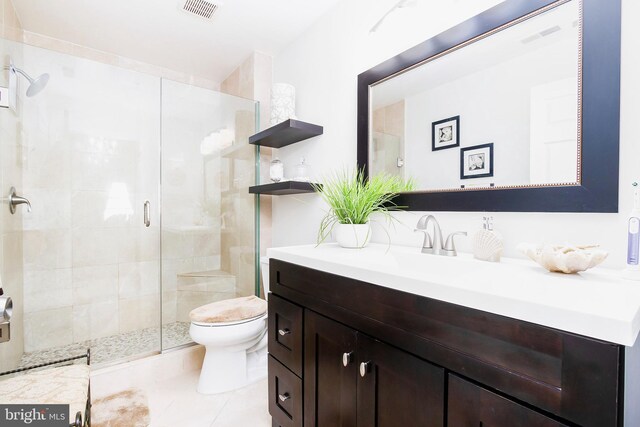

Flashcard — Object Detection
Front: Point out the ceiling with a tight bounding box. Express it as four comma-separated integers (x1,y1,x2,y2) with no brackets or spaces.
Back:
12,0,343,84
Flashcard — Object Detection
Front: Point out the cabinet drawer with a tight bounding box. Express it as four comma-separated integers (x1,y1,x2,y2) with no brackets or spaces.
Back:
448,374,569,427
268,294,303,376
269,355,303,427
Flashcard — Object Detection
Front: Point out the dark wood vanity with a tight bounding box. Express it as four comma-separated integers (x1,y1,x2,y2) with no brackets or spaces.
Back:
267,259,627,427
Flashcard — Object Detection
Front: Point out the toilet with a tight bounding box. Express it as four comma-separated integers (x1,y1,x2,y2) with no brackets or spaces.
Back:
189,257,271,394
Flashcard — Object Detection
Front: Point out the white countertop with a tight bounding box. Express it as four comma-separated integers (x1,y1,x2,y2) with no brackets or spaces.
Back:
267,243,640,346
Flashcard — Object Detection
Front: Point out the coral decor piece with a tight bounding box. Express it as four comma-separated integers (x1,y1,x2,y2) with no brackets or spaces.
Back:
518,243,608,274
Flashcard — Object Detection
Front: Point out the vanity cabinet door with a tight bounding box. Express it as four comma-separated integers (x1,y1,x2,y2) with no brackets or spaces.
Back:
356,334,445,427
304,311,358,427
448,375,570,427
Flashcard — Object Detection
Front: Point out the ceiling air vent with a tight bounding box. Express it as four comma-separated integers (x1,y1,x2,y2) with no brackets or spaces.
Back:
181,0,219,20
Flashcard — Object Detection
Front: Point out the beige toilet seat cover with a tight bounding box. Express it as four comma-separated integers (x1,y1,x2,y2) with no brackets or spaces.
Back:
189,296,267,324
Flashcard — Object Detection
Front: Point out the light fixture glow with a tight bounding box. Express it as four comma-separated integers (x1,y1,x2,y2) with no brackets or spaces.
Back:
370,0,418,33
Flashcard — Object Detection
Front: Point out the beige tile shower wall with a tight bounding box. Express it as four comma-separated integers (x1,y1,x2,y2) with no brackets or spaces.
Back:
0,34,25,370
160,79,257,325
372,101,405,177
18,41,162,353
372,101,405,140
215,110,257,299
0,0,25,371
19,32,219,91
1,0,22,42
160,77,224,324
221,52,273,297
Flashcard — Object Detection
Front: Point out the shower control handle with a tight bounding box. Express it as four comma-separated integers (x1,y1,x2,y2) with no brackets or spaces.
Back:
144,201,150,227
8,187,31,215
0,296,12,343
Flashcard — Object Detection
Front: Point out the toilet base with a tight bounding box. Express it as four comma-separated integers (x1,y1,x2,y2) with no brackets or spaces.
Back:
197,344,267,395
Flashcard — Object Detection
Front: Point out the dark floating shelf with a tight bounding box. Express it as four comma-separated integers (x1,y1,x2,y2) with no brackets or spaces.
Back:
249,119,323,148
249,181,320,195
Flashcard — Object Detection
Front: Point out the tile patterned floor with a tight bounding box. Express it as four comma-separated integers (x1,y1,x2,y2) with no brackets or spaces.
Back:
19,322,192,368
144,371,271,427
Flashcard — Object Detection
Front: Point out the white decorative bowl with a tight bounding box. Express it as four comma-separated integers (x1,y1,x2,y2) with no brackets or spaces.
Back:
518,243,608,274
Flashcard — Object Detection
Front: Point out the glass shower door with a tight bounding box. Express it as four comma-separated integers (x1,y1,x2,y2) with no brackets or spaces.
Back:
0,36,258,366
17,42,162,365
160,79,257,350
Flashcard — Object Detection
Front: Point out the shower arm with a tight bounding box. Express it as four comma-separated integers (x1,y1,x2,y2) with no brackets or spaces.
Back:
4,65,34,83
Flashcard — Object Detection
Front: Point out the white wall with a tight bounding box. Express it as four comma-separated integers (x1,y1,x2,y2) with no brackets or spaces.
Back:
272,0,639,270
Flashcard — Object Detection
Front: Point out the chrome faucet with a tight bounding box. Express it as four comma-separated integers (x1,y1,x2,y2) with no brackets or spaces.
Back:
415,215,443,255
414,214,467,256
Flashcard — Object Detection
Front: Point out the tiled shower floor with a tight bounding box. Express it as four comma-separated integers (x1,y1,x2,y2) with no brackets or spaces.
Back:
18,322,192,368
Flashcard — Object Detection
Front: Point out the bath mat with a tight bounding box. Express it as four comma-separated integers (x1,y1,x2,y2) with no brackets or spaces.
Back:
92,388,150,427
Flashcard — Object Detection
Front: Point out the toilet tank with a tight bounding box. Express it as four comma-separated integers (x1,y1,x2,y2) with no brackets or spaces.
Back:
260,257,270,299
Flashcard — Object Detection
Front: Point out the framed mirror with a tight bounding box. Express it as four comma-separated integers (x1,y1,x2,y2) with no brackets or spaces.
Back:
357,0,620,212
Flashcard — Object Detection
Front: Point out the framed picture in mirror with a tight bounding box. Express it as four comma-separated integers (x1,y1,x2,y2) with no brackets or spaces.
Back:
432,115,460,151
461,143,493,179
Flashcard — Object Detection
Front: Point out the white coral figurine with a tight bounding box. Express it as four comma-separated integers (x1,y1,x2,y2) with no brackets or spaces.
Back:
518,243,608,274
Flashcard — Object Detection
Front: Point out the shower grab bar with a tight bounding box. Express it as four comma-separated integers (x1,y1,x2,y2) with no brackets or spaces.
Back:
0,349,90,377
144,200,150,227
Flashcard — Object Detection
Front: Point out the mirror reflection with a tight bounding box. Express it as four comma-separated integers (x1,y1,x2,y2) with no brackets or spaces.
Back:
370,0,580,191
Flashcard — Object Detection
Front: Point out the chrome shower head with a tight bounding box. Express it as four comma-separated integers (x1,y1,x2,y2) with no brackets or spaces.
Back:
9,64,49,97
24,72,49,97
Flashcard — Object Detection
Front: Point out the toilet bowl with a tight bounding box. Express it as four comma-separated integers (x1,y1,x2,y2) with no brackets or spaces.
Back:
189,257,271,394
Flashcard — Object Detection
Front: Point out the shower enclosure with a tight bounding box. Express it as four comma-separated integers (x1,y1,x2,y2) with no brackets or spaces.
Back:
0,37,259,371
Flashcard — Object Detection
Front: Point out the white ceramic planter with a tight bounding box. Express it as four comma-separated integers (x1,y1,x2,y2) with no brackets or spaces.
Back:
334,223,371,249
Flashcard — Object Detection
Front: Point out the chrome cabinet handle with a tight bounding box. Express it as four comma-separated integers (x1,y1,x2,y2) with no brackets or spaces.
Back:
143,201,150,227
342,351,353,367
359,361,371,377
278,393,291,402
278,328,291,336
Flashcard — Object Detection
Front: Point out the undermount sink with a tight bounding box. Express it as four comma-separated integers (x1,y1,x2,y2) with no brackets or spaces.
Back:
389,247,484,279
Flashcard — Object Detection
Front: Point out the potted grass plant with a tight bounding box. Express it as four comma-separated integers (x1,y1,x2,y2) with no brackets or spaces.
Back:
312,168,415,248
